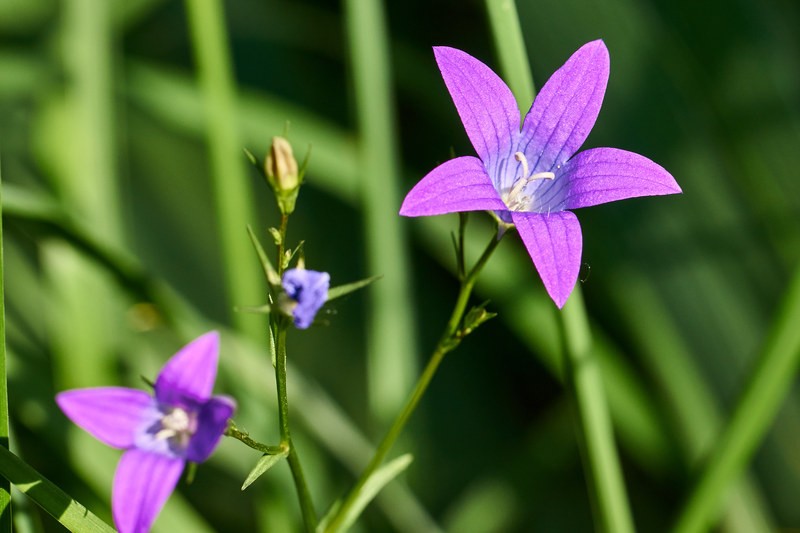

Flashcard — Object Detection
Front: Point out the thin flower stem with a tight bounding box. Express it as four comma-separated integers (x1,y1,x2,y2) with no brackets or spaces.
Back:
258,207,316,529
324,230,504,532
275,324,318,531
224,424,286,455
0,171,11,530
483,2,635,531
671,265,800,533
277,213,288,273
561,289,635,533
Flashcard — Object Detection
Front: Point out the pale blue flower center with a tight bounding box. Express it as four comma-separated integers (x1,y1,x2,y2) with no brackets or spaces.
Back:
155,407,197,446
136,404,199,457
501,152,555,211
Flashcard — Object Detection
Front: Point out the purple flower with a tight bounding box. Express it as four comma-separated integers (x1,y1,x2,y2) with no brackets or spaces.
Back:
56,332,235,533
400,41,681,307
282,268,330,329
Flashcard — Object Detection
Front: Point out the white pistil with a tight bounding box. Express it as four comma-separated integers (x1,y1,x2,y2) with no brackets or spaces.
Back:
155,407,193,441
503,152,556,211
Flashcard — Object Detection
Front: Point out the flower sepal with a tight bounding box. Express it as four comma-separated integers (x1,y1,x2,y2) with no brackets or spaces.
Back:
459,301,497,338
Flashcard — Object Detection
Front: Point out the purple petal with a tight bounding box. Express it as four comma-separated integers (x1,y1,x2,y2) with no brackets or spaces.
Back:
519,40,609,173
400,156,506,216
282,269,330,329
113,449,184,533
559,147,682,209
186,395,236,463
56,388,154,449
511,211,583,308
433,47,520,163
155,331,219,403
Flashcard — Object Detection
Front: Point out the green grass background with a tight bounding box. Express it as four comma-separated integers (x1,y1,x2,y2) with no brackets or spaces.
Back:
2,0,800,531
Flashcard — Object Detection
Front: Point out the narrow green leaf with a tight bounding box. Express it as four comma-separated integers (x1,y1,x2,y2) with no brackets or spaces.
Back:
246,225,280,286
234,304,272,315
320,454,413,532
0,447,115,532
460,301,497,337
284,240,305,270
268,227,282,246
241,450,289,490
326,275,382,303
243,147,259,168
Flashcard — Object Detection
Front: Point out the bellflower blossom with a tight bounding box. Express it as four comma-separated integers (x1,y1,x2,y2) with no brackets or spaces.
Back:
400,41,681,307
282,268,330,329
56,332,235,533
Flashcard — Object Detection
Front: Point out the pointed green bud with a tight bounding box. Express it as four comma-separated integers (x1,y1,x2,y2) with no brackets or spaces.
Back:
263,136,302,215
265,136,299,192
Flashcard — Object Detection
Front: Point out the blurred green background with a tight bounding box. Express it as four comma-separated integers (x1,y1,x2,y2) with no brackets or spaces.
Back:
2,0,800,531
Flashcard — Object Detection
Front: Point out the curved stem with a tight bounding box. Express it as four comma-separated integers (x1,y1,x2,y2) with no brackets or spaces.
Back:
277,213,288,273
275,324,318,532
324,230,504,532
224,423,286,455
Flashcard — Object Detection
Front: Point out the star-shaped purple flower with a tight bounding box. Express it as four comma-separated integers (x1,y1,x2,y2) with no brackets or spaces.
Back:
400,40,681,307
56,332,235,533
282,268,330,329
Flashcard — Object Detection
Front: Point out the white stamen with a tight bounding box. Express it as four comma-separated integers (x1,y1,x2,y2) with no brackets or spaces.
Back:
514,151,529,179
503,153,557,211
529,171,555,181
155,407,193,441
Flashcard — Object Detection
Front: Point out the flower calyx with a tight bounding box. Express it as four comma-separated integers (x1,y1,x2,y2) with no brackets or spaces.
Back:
263,136,309,215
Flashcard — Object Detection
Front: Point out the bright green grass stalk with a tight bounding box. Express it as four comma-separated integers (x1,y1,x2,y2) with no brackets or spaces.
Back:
48,0,120,388
485,0,536,104
184,0,263,340
671,264,800,533
343,0,418,424
0,172,11,530
0,447,114,533
484,2,634,531
561,289,635,533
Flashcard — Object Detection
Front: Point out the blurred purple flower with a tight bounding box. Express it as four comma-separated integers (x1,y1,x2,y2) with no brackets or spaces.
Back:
282,268,330,329
56,332,235,533
400,41,681,307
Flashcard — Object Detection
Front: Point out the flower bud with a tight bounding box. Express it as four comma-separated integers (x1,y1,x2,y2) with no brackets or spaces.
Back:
265,136,299,192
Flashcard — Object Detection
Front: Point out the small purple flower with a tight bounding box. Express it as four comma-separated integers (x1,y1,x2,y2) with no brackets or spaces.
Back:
282,268,330,329
400,41,681,307
56,332,235,533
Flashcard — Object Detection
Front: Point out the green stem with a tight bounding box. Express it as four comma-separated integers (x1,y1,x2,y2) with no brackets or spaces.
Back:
275,325,317,531
561,289,635,533
671,265,800,533
224,424,286,455
325,231,504,532
277,213,288,273
0,171,11,530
